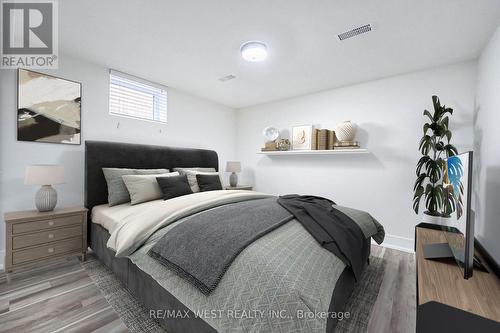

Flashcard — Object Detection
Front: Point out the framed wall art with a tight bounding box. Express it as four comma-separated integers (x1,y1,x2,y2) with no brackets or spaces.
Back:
17,69,81,145
291,125,313,150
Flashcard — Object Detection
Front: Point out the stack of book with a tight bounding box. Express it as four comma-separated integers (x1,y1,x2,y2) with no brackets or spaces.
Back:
312,128,337,150
333,141,360,150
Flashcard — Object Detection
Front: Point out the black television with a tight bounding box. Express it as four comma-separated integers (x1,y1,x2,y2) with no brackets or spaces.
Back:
423,151,475,279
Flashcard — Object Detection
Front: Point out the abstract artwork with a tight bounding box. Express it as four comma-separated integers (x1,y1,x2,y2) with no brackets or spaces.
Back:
17,69,81,145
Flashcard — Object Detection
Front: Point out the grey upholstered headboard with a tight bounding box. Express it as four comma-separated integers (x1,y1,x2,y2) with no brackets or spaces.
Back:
84,140,219,245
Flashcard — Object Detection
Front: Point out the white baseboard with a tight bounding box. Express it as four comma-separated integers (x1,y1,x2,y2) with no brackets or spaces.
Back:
373,233,414,253
0,250,4,271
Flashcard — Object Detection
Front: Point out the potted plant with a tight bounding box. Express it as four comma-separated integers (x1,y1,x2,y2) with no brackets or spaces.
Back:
413,96,459,224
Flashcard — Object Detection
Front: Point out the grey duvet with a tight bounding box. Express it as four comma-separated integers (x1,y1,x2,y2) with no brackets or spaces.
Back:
149,198,294,294
96,190,385,333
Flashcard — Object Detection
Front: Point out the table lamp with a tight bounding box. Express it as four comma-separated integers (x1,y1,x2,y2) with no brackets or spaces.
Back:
24,165,65,212
226,161,241,187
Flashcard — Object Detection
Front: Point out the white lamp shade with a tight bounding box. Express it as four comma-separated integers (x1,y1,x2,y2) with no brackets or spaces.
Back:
25,165,65,185
226,161,241,173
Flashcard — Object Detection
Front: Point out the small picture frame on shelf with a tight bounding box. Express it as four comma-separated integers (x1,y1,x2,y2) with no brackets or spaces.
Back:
291,125,313,150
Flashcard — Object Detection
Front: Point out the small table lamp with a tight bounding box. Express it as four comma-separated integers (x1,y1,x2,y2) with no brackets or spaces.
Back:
226,161,242,187
25,165,65,212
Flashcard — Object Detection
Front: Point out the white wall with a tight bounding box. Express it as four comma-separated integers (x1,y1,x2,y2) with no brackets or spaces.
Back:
0,54,236,268
0,53,481,267
475,26,500,262
235,62,477,251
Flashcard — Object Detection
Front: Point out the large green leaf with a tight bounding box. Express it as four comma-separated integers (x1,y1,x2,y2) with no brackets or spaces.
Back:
423,110,434,122
444,144,458,157
425,184,443,213
430,122,446,136
414,173,427,191
437,157,446,171
431,96,454,122
416,156,431,175
441,116,449,130
419,135,433,155
432,95,444,121
444,130,452,142
432,96,440,119
435,141,445,151
425,159,442,183
423,123,431,135
443,107,453,116
413,185,425,214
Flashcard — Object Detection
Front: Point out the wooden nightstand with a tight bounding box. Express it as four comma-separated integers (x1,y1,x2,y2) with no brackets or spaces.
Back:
4,207,88,278
225,185,253,190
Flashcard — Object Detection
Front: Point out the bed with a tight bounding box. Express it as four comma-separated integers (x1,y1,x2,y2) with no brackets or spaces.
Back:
84,140,384,333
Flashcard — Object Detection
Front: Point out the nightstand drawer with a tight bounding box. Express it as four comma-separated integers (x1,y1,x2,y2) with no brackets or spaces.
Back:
12,214,82,234
12,237,83,265
12,225,82,249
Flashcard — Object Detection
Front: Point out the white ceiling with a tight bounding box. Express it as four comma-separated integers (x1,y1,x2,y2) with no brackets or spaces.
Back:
60,0,500,109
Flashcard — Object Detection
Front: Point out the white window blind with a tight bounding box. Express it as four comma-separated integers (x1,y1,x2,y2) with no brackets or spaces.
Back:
109,70,167,123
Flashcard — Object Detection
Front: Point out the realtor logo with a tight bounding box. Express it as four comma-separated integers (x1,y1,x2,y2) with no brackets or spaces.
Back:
1,0,58,68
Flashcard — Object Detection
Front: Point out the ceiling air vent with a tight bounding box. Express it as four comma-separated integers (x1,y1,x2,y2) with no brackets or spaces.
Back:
218,74,236,82
338,24,372,41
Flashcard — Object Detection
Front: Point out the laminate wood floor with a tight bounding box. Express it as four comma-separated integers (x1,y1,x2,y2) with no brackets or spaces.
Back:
0,245,415,333
368,245,416,333
0,257,128,333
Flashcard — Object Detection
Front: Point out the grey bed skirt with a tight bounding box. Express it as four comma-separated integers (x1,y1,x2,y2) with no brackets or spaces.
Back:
91,223,217,332
90,222,370,333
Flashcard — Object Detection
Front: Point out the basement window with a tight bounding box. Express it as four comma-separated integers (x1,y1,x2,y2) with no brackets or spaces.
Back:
109,70,167,123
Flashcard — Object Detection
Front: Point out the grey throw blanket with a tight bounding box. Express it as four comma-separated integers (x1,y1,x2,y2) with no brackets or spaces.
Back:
148,198,294,294
278,195,368,281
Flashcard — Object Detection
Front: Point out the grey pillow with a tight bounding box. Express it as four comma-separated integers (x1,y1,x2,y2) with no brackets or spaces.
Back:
103,168,169,206
122,172,179,205
156,174,194,200
174,168,216,192
196,174,223,192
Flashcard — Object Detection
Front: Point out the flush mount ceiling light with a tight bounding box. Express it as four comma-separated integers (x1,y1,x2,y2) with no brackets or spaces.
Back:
240,41,268,62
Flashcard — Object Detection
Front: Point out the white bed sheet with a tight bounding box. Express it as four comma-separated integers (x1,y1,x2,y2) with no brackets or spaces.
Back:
91,199,164,234
91,190,273,256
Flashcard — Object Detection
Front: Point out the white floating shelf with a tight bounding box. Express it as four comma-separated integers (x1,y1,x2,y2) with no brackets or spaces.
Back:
258,149,368,155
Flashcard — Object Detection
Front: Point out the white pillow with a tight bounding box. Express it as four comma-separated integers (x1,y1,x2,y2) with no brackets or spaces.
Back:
122,172,179,205
103,168,169,206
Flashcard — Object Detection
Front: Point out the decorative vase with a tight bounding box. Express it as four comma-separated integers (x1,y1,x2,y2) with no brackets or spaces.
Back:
35,185,58,212
335,120,356,142
276,139,291,151
439,215,452,227
229,172,238,187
